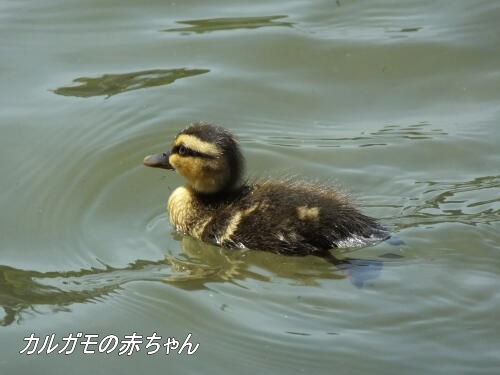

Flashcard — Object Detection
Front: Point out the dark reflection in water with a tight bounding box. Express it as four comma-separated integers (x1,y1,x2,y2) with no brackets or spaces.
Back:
165,236,373,288
164,15,293,34
385,27,423,37
54,68,209,98
400,27,422,32
0,260,167,326
0,237,387,326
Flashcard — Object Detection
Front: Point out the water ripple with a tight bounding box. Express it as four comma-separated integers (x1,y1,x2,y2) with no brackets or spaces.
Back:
398,175,500,228
251,122,447,149
0,230,401,326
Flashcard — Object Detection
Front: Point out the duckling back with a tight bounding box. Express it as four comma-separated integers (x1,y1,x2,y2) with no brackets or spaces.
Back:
168,180,388,256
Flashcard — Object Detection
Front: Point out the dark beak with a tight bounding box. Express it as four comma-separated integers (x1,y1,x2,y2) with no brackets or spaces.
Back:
143,152,173,170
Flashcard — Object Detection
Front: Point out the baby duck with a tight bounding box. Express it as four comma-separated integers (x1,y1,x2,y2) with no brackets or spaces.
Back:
143,123,388,259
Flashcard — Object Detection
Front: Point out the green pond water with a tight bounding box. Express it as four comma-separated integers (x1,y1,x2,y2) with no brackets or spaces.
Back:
1,0,499,374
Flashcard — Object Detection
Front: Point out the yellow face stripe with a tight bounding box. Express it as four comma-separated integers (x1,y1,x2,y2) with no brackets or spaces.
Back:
174,134,221,157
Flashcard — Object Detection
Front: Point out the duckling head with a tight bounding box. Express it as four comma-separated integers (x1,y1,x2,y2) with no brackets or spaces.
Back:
143,123,244,194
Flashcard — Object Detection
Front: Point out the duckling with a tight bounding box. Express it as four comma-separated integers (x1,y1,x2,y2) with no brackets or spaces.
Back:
143,123,388,260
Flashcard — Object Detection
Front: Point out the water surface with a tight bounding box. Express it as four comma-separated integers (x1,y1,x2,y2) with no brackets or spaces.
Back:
1,0,499,374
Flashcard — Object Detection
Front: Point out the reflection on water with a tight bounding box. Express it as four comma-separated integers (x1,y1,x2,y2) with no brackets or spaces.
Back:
54,68,210,98
400,27,422,33
165,236,365,288
164,15,293,34
385,27,423,38
399,175,500,229
0,236,389,326
0,260,167,326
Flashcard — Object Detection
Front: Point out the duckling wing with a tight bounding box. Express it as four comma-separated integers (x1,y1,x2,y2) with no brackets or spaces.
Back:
219,182,387,255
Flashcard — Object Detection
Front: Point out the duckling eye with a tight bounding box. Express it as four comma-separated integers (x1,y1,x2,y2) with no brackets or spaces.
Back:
174,144,214,159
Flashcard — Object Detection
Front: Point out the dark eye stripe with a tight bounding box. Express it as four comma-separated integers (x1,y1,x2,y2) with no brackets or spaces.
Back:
172,145,215,159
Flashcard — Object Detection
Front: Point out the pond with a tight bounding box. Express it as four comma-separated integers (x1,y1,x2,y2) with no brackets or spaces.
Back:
1,0,499,374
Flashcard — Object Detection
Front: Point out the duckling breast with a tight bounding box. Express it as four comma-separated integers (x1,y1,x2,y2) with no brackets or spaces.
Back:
167,185,199,234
